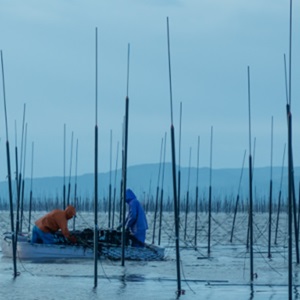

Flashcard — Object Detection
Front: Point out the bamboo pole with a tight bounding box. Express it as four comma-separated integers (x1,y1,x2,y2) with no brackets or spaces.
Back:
112,141,119,229
17,105,26,233
184,147,192,241
152,138,163,244
67,131,74,207
274,143,286,245
73,139,78,231
93,27,99,289
230,149,246,243
20,123,28,233
28,142,34,234
63,124,66,209
14,121,21,245
158,132,167,246
208,126,213,255
1,50,17,277
166,17,182,296
247,66,254,282
268,117,273,258
177,102,182,220
108,130,112,228
121,43,130,266
194,136,200,249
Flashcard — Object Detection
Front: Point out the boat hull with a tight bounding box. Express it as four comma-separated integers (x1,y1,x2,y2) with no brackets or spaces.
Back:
1,233,165,261
1,235,94,260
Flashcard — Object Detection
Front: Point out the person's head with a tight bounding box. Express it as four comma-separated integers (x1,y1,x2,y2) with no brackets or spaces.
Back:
126,188,136,204
65,205,76,219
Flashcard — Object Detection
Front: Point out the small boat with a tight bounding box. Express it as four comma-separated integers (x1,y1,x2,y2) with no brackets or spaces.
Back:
1,229,165,261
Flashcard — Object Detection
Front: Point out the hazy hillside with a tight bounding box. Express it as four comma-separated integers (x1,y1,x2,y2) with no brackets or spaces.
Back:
0,163,296,203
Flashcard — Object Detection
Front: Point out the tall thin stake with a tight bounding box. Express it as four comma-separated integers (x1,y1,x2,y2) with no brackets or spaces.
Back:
20,123,28,233
152,138,163,244
93,27,99,289
167,17,182,296
119,179,123,225
230,149,246,243
18,104,26,233
14,115,25,247
208,126,213,255
287,1,294,295
268,117,273,258
28,142,34,234
287,104,293,298
247,66,254,282
112,141,119,229
158,132,167,246
63,124,66,209
246,137,256,250
274,144,286,244
14,121,20,248
67,131,74,206
121,43,130,266
194,136,200,249
184,147,192,241
73,139,78,231
108,130,112,228
1,50,17,277
177,102,182,219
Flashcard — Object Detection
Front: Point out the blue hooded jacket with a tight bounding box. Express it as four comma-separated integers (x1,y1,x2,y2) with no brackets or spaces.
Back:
125,189,148,234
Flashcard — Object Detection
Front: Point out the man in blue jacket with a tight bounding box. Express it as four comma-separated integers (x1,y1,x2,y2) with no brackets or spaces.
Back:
123,188,148,247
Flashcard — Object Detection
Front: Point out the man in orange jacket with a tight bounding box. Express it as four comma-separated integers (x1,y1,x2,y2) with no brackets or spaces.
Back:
31,205,77,244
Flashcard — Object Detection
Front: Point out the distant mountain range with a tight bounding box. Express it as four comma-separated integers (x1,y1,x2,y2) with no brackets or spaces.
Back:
0,163,297,203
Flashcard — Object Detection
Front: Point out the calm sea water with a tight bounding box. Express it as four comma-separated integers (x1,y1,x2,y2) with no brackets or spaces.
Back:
0,211,297,299
0,255,290,300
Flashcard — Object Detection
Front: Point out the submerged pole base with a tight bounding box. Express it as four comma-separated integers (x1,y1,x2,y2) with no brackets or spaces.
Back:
176,289,185,297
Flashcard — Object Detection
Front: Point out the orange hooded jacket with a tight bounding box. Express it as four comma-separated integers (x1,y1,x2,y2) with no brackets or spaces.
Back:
35,205,76,239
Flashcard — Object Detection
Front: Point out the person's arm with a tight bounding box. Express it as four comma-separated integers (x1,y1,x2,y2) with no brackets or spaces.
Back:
58,218,77,243
58,219,70,238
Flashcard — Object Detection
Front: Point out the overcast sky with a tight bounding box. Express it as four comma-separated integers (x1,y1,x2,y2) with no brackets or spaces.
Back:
0,0,300,179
